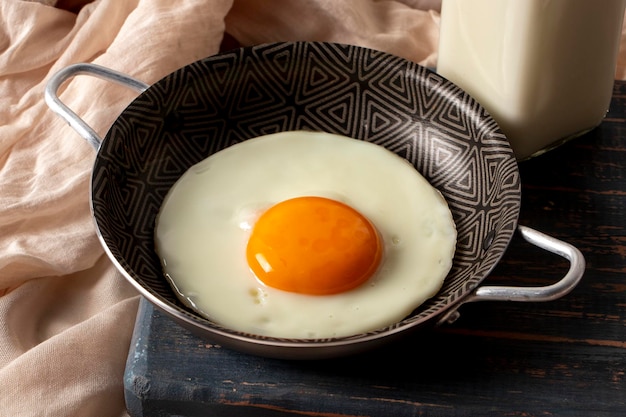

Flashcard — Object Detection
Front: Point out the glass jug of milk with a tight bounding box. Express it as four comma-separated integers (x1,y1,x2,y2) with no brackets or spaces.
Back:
437,0,626,160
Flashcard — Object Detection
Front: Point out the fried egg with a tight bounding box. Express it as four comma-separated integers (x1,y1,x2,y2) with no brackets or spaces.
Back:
155,131,457,339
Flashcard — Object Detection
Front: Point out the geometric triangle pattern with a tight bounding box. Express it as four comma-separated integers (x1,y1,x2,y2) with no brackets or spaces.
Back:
91,42,521,344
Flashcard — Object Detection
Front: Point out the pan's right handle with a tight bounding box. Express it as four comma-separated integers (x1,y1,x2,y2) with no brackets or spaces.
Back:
44,63,150,150
437,225,585,325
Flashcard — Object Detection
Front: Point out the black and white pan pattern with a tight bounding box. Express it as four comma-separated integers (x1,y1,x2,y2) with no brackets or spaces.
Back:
92,42,520,342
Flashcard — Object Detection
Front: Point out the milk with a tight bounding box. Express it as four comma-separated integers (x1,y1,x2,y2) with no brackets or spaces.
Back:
437,0,626,160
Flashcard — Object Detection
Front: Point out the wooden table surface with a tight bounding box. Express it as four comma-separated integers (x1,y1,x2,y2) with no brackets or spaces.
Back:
124,81,626,417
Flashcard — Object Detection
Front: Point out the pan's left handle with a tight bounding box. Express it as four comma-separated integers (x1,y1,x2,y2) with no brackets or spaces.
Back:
44,63,149,150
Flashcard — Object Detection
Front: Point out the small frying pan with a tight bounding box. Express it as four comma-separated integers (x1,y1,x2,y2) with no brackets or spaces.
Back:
45,42,584,359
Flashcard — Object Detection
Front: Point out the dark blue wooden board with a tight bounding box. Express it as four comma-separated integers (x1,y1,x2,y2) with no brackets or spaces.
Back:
123,82,626,417
124,266,626,417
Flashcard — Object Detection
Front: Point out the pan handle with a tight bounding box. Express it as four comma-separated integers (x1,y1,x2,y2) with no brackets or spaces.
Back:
438,224,585,325
44,63,149,150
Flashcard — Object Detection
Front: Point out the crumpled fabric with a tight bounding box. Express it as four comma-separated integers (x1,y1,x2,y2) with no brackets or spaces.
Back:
1,0,624,416
0,0,231,415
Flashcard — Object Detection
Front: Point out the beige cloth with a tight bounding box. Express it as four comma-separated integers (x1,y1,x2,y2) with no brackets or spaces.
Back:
0,0,231,415
0,1,625,416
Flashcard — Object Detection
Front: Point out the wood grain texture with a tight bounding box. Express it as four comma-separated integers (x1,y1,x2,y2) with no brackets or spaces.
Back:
124,82,626,417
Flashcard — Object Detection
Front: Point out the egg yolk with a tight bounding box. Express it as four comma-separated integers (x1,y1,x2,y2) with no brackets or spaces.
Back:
246,196,382,295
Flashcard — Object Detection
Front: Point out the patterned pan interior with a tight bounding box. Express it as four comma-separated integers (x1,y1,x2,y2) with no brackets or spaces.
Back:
92,42,521,341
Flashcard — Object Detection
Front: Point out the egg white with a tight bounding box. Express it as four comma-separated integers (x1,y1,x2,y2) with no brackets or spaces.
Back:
155,131,457,339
